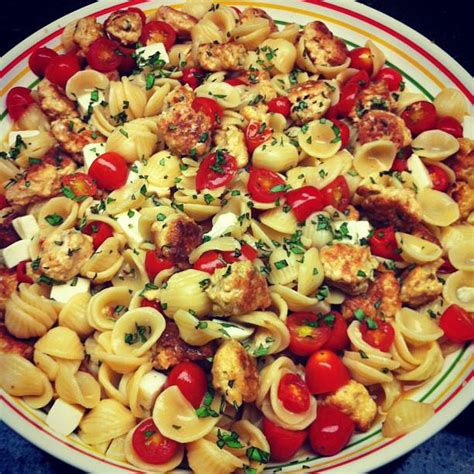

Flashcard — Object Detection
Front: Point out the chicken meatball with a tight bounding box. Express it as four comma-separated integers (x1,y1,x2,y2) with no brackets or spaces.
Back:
104,10,143,46
154,6,197,39
197,41,247,72
288,80,333,125
349,80,394,122
37,79,79,121
400,260,443,308
73,16,104,53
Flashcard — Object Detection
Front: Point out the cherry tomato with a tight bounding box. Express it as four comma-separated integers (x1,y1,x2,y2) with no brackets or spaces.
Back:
6,87,34,121
180,67,206,90
374,67,403,91
127,7,147,25
348,47,373,75
323,311,349,351
16,261,33,284
309,405,355,456
391,157,408,172
305,350,350,395
140,298,163,312
193,251,227,274
61,173,97,200
286,312,332,357
222,244,258,263
320,176,350,211
436,116,463,138
368,226,402,261
439,258,457,274
331,119,350,148
0,195,8,210
285,186,325,222
439,305,474,343
141,21,177,49
132,418,179,464
277,373,311,414
195,151,237,192
426,164,450,192
166,362,208,408
400,100,437,136
116,46,137,76
337,82,360,118
345,70,370,90
45,54,81,88
325,105,340,120
82,221,114,250
225,77,245,86
247,167,286,203
145,251,174,280
262,417,307,462
86,38,122,73
88,152,129,191
192,97,223,128
268,96,292,117
28,47,58,77
360,319,395,352
245,121,273,153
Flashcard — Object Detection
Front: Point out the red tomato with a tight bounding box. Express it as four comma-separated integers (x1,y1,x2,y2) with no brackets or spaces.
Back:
132,418,179,464
245,121,273,153
360,319,395,352
286,312,332,357
0,195,8,210
195,151,237,192
192,97,223,128
127,7,147,24
439,258,457,274
88,152,129,191
166,362,208,408
323,312,349,351
268,96,292,117
391,158,408,172
193,251,227,274
225,77,245,86
368,226,402,261
277,373,311,414
82,221,114,250
45,54,81,88
337,82,360,117
331,119,350,148
325,104,340,120
348,47,373,75
140,298,163,312
116,46,137,76
426,164,450,192
145,251,174,280
16,261,33,284
285,186,325,222
400,100,437,136
436,116,463,138
320,176,350,211
141,21,177,49
6,87,34,121
309,405,355,456
61,173,97,200
247,167,286,203
222,244,258,263
28,47,58,77
86,38,122,73
345,70,370,90
262,418,307,462
180,67,206,90
374,67,403,91
439,305,474,343
305,350,350,395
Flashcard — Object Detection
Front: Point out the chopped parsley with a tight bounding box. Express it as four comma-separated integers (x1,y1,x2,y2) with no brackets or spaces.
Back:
44,214,64,226
124,323,151,345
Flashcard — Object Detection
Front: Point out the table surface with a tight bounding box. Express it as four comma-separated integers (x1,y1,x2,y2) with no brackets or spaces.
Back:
0,1,472,473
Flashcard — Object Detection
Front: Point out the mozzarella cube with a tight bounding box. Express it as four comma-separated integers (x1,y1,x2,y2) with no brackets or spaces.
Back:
46,398,84,436
333,221,358,245
353,220,373,244
138,370,167,410
8,130,40,147
407,153,433,190
76,90,105,116
463,115,474,140
212,320,255,340
12,215,39,240
126,161,142,185
83,142,106,171
116,210,144,248
50,277,91,304
2,240,31,268
204,212,238,240
135,43,169,69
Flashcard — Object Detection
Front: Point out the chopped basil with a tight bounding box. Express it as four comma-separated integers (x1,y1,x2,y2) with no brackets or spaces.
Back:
274,259,288,270
216,429,243,449
124,323,151,345
246,447,270,464
195,321,208,330
44,214,64,226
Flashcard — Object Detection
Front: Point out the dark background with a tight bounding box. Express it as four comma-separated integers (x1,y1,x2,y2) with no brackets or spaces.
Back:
0,1,472,473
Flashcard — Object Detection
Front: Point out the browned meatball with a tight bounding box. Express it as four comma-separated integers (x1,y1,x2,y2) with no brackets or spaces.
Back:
104,10,143,46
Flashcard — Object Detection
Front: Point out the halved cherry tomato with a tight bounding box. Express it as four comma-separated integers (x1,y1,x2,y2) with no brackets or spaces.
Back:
195,151,237,192
82,221,114,250
439,305,474,343
61,173,97,200
88,152,129,191
222,244,258,263
285,186,325,222
165,362,208,408
325,104,340,120
140,298,163,312
426,164,450,192
127,6,147,25
330,119,350,148
247,167,286,203
268,96,292,117
305,350,350,395
145,251,174,280
309,405,355,456
245,121,273,153
180,67,206,90
400,100,437,136
45,54,81,88
337,82,360,118
348,47,373,75
374,67,403,91
439,258,457,274
29,47,58,77
132,418,179,464
287,312,332,357
116,46,137,76
345,70,370,90
391,158,408,172
140,21,177,49
225,77,245,86
368,226,402,261
16,261,33,284
6,87,34,121
436,116,463,138
321,176,350,211
192,97,223,128
262,417,307,462
360,319,395,352
86,38,122,73
277,373,311,414
323,311,349,351
0,195,8,210
193,251,227,274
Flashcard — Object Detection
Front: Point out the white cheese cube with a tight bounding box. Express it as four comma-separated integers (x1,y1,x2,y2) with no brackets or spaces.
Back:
204,212,238,240
11,215,39,240
212,320,255,341
8,130,40,147
135,43,169,69
50,277,91,304
333,221,358,244
77,90,105,116
463,115,474,140
46,398,84,436
116,210,144,248
126,161,142,185
352,220,373,244
407,153,433,190
138,370,167,410
2,239,31,268
83,142,106,171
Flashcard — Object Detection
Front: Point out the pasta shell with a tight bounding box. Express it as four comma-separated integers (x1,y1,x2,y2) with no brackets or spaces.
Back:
395,308,444,345
35,326,84,360
299,119,342,159
88,286,133,331
433,88,468,122
382,399,434,437
395,232,443,263
65,70,109,101
354,139,396,177
416,188,460,227
443,270,474,312
58,292,93,339
231,19,272,50
253,133,299,172
448,244,474,272
0,354,45,396
411,130,460,161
